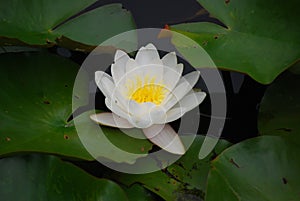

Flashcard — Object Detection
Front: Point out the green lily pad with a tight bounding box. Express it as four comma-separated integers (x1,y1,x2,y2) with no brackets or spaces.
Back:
0,0,135,48
54,4,135,47
0,52,91,159
123,184,157,201
0,154,129,201
170,0,300,84
258,72,300,137
206,135,300,201
109,136,231,200
0,52,152,163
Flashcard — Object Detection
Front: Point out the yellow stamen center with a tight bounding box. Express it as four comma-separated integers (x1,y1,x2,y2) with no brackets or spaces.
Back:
127,76,166,105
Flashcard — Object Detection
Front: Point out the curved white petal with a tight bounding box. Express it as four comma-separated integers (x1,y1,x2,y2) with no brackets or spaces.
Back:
114,49,129,63
125,58,138,73
177,91,206,113
149,106,167,124
105,98,129,120
162,64,183,94
114,59,139,94
165,107,185,123
162,83,190,111
164,91,206,123
135,43,160,66
162,71,200,111
143,124,185,155
127,100,155,128
111,50,130,84
95,71,115,99
142,124,165,138
162,51,177,68
90,112,134,128
123,64,164,84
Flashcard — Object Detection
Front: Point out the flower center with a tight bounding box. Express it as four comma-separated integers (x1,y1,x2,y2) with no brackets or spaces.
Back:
127,76,166,105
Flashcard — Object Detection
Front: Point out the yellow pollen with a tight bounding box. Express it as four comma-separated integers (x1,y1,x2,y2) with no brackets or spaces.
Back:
127,76,166,105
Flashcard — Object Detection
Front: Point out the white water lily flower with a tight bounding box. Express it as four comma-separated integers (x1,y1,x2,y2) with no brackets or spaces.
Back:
90,43,206,155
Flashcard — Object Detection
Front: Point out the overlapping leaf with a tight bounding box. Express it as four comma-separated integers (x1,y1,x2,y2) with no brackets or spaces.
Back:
258,72,300,137
0,154,129,201
206,136,300,201
0,0,135,48
0,52,152,162
171,0,300,84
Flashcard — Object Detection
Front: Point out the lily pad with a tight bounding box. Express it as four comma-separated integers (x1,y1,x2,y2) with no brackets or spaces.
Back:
123,184,157,201
170,0,300,84
258,72,300,137
206,135,300,201
109,136,231,200
0,154,128,201
0,0,135,48
0,52,152,163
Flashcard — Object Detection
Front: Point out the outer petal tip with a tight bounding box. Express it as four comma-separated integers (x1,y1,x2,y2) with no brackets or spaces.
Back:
165,135,186,155
144,43,157,50
199,91,206,102
95,71,104,82
162,51,177,67
114,49,128,61
143,124,186,155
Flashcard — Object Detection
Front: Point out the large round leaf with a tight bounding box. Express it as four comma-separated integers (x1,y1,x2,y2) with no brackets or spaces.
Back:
109,136,231,200
0,52,152,162
54,4,135,47
258,72,300,137
0,154,128,201
0,52,91,159
0,0,135,48
0,0,95,44
206,136,300,201
170,0,300,84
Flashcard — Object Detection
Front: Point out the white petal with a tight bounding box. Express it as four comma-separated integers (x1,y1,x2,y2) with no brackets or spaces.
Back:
112,50,130,84
114,49,129,63
90,112,134,128
130,64,164,84
162,83,190,111
179,70,200,87
105,98,129,120
165,107,185,123
114,58,138,94
126,58,138,73
143,124,185,155
163,71,200,110
95,71,115,99
177,91,206,113
162,64,183,94
143,124,165,138
165,91,206,123
127,100,155,128
149,106,167,124
162,51,177,67
135,43,160,66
